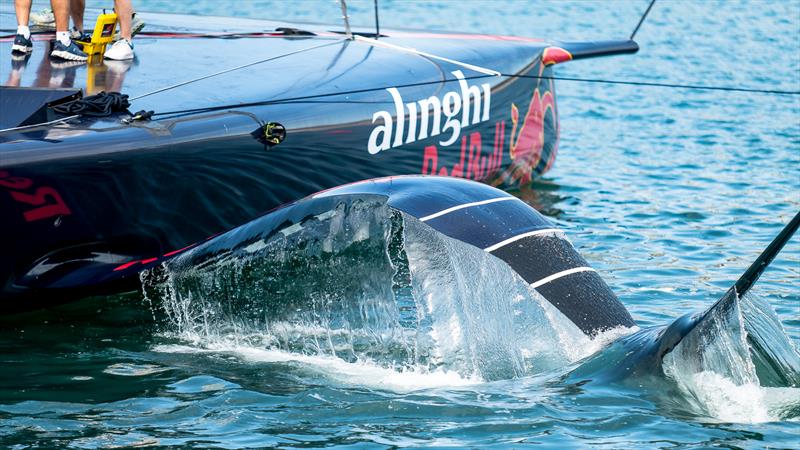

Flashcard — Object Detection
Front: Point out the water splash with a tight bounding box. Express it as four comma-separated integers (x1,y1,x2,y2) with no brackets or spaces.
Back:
662,292,800,422
402,215,602,379
142,197,610,384
152,343,482,392
142,198,408,364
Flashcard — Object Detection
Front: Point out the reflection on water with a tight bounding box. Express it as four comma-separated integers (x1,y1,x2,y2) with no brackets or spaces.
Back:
4,39,131,93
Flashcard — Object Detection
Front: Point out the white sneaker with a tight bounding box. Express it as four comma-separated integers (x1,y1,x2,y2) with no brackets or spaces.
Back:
31,8,55,29
104,39,134,60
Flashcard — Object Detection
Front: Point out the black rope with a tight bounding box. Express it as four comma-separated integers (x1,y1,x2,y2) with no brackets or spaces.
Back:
733,210,800,297
518,74,800,96
147,73,800,119
695,209,800,329
630,0,657,40
52,91,130,117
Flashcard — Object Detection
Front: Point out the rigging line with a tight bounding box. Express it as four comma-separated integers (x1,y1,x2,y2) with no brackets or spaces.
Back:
129,39,344,101
147,72,800,118
732,210,800,298
0,115,80,134
521,74,800,96
339,0,353,40
630,0,657,40
694,209,800,332
374,0,380,38
149,75,495,117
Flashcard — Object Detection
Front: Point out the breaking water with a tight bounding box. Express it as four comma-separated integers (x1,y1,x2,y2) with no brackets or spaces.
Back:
2,0,800,448
142,198,625,382
139,197,798,426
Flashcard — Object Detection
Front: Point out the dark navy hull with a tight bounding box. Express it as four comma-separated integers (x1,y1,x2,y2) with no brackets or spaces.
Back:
0,9,636,309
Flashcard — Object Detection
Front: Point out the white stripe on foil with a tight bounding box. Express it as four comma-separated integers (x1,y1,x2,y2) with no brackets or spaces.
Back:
530,267,596,289
419,197,515,222
483,228,565,252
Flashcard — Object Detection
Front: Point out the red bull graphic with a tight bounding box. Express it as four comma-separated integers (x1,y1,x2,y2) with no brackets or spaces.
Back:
507,67,558,185
420,58,559,187
421,122,506,179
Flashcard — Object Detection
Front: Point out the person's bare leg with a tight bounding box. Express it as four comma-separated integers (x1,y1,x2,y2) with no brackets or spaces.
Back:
15,0,32,26
51,0,69,32
70,0,85,32
12,0,33,54
114,0,133,41
50,0,87,59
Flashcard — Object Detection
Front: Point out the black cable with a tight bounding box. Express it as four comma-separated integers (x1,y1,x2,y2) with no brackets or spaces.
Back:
148,72,800,119
374,0,380,38
733,210,800,298
630,0,657,40
518,74,800,96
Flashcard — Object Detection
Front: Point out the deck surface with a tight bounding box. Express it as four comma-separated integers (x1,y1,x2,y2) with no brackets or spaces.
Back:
1,5,545,118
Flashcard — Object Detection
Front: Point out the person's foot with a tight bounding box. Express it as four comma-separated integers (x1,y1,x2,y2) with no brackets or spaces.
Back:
31,8,55,29
113,13,145,41
104,39,134,60
11,34,34,54
70,27,92,42
51,40,88,61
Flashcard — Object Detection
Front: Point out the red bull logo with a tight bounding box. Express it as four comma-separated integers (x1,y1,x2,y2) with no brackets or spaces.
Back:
419,58,559,186
507,62,559,184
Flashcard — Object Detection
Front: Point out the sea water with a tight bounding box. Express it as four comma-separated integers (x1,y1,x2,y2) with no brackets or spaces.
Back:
1,1,798,448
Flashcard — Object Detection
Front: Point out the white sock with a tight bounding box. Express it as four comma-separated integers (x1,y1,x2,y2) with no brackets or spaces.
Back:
17,25,30,39
56,31,71,46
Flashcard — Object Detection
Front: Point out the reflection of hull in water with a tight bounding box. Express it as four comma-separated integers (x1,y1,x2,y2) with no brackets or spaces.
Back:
0,10,638,309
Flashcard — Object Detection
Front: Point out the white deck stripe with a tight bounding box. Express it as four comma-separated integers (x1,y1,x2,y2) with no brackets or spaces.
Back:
530,267,596,289
419,197,515,222
483,228,565,252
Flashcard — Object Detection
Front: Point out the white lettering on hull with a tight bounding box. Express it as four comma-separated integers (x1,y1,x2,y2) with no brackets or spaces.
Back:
368,70,492,155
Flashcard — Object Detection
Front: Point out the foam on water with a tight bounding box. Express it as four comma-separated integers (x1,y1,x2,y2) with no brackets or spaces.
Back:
103,363,171,377
153,343,481,392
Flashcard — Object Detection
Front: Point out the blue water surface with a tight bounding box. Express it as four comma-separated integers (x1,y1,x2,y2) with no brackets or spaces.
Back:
1,1,799,448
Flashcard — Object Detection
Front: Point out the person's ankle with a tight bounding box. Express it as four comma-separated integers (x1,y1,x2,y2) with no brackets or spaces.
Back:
56,31,71,46
17,25,30,39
